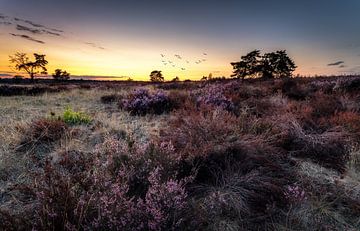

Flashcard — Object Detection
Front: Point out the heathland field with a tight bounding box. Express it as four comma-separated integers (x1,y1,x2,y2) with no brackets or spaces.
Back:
1,77,360,230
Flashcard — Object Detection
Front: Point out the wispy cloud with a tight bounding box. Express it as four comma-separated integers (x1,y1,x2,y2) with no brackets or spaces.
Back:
14,17,64,33
0,21,11,25
85,42,105,50
16,24,42,34
16,24,61,36
10,33,45,44
2,12,106,51
327,61,345,66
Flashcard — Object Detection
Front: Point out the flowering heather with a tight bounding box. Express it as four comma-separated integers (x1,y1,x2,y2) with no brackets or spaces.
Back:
284,185,307,203
121,88,173,115
195,84,235,112
2,76,360,230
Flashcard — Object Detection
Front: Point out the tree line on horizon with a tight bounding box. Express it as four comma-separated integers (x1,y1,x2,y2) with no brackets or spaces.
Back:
7,50,296,82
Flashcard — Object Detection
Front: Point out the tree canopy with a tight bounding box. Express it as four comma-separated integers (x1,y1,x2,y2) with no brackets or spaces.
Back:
231,50,296,79
150,70,164,82
52,69,70,81
9,52,48,81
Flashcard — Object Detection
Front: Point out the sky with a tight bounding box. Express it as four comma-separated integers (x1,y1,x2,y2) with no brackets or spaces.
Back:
1,0,360,80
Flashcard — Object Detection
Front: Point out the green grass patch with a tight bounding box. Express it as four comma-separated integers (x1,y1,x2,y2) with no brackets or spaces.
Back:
60,106,92,125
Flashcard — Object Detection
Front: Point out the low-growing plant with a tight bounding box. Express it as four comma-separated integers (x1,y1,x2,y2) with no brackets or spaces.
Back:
19,118,68,148
100,94,122,104
121,88,174,115
62,107,92,125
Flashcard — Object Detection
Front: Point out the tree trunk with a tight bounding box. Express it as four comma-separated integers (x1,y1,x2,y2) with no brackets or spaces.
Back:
30,73,34,82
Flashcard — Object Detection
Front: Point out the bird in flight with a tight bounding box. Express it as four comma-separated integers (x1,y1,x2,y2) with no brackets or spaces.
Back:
161,54,165,57
181,68,186,70
203,53,207,56
175,54,182,59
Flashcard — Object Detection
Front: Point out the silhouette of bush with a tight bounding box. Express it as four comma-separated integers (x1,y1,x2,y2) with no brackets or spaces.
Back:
52,69,70,81
120,88,174,115
0,85,47,96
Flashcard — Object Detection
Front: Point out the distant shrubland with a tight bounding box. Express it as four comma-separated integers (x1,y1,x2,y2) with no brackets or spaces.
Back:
1,76,360,230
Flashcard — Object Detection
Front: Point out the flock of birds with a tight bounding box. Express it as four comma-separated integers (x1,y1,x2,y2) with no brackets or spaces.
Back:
160,52,208,71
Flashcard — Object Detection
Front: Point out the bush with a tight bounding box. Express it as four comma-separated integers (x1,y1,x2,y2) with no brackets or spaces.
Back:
27,137,191,230
195,84,235,112
100,94,122,104
62,107,92,125
280,119,350,173
20,118,68,146
309,92,344,119
161,107,240,160
121,88,174,115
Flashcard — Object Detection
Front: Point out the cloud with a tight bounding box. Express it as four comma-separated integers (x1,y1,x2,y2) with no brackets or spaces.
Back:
327,61,345,66
16,24,42,34
14,17,64,33
16,24,61,36
0,73,12,77
85,42,105,50
10,33,45,44
0,21,12,25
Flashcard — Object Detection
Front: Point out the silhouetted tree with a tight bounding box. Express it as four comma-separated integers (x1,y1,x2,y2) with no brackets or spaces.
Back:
171,76,180,82
231,50,296,79
9,52,48,81
150,70,164,82
231,50,261,79
260,50,296,78
52,69,70,81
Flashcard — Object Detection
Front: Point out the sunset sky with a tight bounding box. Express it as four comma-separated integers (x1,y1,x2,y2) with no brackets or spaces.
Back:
1,0,360,80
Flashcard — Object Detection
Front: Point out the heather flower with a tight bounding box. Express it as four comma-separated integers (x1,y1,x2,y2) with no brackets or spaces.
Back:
284,185,307,203
121,88,174,115
196,84,234,111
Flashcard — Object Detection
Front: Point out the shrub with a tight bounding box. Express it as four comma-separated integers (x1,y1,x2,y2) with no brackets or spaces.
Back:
280,119,350,173
161,107,241,160
328,111,360,138
309,92,344,119
334,77,360,93
100,94,122,104
20,118,68,146
121,88,174,115
28,137,191,230
62,107,92,125
276,78,312,100
195,84,235,112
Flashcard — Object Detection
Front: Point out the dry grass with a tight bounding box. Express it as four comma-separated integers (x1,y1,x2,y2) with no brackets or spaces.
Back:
1,77,360,230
